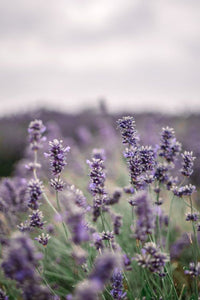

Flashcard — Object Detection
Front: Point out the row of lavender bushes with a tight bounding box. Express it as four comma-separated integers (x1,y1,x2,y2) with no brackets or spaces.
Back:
0,114,200,299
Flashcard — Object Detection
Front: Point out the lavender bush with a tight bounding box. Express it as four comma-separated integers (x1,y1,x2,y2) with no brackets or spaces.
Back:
0,114,199,299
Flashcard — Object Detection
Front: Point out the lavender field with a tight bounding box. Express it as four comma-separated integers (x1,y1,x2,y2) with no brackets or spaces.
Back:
0,109,200,300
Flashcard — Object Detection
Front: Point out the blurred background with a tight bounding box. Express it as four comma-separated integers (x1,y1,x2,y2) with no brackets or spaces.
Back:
0,0,200,115
0,0,200,178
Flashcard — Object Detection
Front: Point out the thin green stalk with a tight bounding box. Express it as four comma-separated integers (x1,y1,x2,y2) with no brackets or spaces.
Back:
100,207,106,232
189,196,199,298
166,194,175,251
178,284,185,300
143,270,158,298
36,267,57,296
165,268,179,300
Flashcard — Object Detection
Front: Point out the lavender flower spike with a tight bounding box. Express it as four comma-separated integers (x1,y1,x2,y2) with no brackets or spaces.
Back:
181,151,196,177
87,149,107,221
117,116,139,147
27,178,43,210
1,233,41,284
35,233,51,246
134,192,155,242
185,262,200,277
135,242,169,277
28,119,46,150
45,139,70,176
159,126,181,163
110,269,126,299
89,252,119,288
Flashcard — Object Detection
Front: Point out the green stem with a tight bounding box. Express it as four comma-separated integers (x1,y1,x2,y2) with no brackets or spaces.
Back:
36,267,57,296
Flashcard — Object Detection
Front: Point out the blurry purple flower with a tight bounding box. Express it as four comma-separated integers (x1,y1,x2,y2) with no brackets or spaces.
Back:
29,210,45,229
170,233,190,260
135,242,169,277
67,209,89,244
74,279,100,300
110,269,126,299
46,223,55,234
92,232,104,251
159,127,181,163
181,151,196,177
25,162,41,172
185,213,199,222
44,139,70,176
28,119,46,150
68,185,87,209
173,184,196,197
113,215,123,235
101,231,114,241
123,186,135,194
128,198,136,207
92,148,106,161
139,146,156,172
1,233,41,284
123,254,132,271
17,220,31,233
117,116,139,147
134,192,155,242
27,179,43,210
35,233,51,246
185,262,200,277
154,163,169,184
22,282,50,300
87,149,107,221
106,189,122,205
166,176,178,191
89,252,118,288
50,177,65,191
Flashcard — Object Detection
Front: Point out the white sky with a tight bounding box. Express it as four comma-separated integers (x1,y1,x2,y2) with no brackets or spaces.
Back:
0,0,200,115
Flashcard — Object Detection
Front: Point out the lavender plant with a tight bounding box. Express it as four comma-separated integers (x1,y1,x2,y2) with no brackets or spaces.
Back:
0,115,199,300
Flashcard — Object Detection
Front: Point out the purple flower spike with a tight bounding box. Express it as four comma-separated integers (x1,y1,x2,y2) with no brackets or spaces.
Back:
1,233,41,284
185,262,200,277
173,184,196,197
28,119,46,150
50,177,65,191
89,252,118,288
135,242,169,277
110,269,126,299
159,127,181,163
185,213,199,222
113,215,123,235
29,210,45,229
134,192,155,242
181,151,196,177
87,149,107,222
67,209,89,244
27,179,43,210
45,139,70,176
117,116,139,147
35,233,51,246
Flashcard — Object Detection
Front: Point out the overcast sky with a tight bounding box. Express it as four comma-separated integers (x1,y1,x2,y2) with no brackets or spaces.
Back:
0,0,200,115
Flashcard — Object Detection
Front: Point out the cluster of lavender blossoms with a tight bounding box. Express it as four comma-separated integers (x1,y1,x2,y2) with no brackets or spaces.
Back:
117,116,156,190
134,192,155,242
45,139,70,191
110,269,126,299
1,115,199,299
135,242,169,277
1,234,50,299
87,149,107,221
